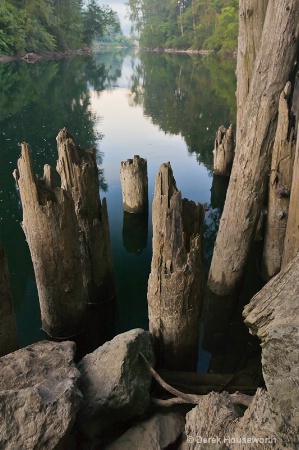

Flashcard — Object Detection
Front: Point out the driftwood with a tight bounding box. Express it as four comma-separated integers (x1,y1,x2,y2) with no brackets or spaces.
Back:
56,128,114,304
213,125,234,177
120,155,148,214
262,83,295,279
147,162,205,370
0,243,18,356
208,0,299,297
139,353,253,408
13,143,87,338
157,369,260,396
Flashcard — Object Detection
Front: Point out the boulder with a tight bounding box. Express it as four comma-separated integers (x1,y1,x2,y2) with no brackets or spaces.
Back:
0,340,81,449
77,328,155,438
105,412,185,450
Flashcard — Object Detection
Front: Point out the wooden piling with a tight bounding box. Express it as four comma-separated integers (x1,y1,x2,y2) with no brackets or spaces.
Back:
56,128,115,304
13,143,87,338
213,125,234,177
147,162,205,371
120,155,148,214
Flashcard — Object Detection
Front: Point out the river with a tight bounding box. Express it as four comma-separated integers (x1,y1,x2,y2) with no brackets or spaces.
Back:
0,49,236,355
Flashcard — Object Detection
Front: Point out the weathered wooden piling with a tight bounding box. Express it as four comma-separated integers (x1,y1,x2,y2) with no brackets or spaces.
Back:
120,155,148,214
262,83,295,279
213,125,234,177
147,162,205,371
0,243,18,356
13,143,87,338
56,128,115,304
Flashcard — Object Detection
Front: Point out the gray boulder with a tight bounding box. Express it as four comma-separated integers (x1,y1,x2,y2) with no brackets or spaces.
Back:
0,340,81,449
105,412,185,450
77,328,155,438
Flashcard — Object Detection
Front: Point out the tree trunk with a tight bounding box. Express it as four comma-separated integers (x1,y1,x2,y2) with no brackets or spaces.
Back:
120,155,148,214
147,163,205,371
56,128,115,304
13,143,87,338
208,0,299,297
0,243,18,356
262,83,295,280
213,125,234,177
236,0,269,145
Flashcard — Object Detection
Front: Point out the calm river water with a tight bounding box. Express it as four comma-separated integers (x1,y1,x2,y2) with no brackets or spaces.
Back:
0,50,236,353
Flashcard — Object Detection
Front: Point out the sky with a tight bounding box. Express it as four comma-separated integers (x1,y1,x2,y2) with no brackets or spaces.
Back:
101,0,132,36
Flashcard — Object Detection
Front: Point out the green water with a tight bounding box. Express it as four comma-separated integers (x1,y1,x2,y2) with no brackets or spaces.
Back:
0,50,236,350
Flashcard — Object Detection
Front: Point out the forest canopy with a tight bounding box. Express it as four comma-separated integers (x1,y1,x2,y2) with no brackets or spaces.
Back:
126,0,238,52
0,0,120,55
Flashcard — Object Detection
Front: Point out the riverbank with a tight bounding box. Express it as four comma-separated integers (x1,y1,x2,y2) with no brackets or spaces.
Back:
0,48,91,63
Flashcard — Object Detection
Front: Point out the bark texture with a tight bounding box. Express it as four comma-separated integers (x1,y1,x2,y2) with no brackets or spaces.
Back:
281,127,299,267
208,0,299,296
120,155,148,214
56,128,114,304
147,163,205,370
262,83,295,279
243,253,299,448
213,125,234,177
0,243,18,356
236,0,269,145
14,143,86,338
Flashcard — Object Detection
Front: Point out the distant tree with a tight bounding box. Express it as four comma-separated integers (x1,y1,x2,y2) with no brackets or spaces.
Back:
83,1,120,46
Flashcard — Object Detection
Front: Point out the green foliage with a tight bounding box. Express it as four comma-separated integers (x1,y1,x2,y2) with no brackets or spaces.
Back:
127,0,238,52
0,0,121,55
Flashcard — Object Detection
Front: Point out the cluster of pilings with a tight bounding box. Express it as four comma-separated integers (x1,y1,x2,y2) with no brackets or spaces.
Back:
120,156,206,371
13,129,115,339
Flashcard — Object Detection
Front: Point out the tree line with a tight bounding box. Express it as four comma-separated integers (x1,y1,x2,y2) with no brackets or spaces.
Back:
0,0,120,55
127,0,238,53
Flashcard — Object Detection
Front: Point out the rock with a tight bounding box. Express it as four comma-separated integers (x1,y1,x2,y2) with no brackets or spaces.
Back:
0,242,18,356
105,412,185,450
0,340,81,449
181,389,279,450
77,328,155,438
243,253,299,448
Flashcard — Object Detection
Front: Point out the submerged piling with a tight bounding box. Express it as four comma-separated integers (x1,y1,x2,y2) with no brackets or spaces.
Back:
56,128,115,304
120,155,148,214
147,162,205,371
213,125,234,177
13,143,87,338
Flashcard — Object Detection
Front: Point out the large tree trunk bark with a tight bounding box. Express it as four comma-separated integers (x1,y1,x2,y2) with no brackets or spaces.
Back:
208,0,299,297
14,143,87,338
0,243,18,356
262,83,295,280
147,163,205,371
282,130,299,268
56,129,115,304
236,0,269,146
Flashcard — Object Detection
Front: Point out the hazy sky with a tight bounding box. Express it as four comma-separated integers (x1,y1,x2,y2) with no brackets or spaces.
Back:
101,0,132,36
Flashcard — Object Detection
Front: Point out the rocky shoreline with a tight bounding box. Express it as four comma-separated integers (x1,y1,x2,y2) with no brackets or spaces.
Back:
1,246,298,450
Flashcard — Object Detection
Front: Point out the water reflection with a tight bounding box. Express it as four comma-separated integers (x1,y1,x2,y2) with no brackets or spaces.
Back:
128,52,236,170
122,212,148,255
0,50,237,350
